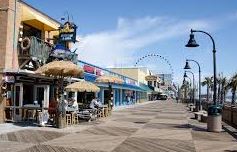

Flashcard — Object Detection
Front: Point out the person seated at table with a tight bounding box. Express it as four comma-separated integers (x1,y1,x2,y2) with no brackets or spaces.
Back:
67,94,78,111
89,97,100,109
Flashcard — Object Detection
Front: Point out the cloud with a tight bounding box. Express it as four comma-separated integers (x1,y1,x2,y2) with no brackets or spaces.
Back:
75,16,210,67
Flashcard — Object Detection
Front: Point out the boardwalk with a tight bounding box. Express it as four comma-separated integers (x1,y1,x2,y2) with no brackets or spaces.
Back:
0,100,237,152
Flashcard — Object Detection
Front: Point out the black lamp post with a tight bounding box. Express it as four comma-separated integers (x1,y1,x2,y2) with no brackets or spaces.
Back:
184,59,202,111
185,29,223,132
184,71,195,104
185,29,217,106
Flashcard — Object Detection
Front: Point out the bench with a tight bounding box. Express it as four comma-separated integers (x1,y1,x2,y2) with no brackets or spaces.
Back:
189,105,195,111
201,113,208,123
194,110,207,122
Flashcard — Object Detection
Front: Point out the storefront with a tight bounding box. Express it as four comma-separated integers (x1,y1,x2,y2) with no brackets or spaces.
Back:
3,71,57,122
80,60,149,107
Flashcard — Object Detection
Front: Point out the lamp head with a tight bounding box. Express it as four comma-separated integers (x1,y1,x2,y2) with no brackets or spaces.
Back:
184,72,188,78
184,61,191,69
185,32,199,47
183,78,186,84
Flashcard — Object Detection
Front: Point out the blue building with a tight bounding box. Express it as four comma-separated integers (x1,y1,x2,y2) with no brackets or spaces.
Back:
78,60,151,107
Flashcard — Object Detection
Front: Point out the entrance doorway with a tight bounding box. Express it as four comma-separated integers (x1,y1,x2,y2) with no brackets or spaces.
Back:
14,83,23,121
34,85,49,108
13,83,49,121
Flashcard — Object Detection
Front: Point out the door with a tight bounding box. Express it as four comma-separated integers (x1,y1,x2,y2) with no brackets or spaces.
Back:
34,85,49,108
14,83,23,121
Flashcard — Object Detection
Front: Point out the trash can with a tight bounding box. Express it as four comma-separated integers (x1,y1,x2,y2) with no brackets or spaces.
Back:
207,105,222,132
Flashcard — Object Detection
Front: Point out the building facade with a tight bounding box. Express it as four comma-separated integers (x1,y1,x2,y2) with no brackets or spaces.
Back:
109,67,150,84
157,74,177,98
81,61,149,106
0,0,61,123
0,1,151,123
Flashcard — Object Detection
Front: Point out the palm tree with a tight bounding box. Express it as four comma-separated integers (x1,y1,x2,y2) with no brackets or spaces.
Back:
228,73,237,105
217,75,221,102
181,80,191,103
202,77,213,102
220,77,229,104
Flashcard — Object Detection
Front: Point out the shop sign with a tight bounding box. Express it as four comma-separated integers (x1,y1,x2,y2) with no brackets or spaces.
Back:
4,76,15,83
59,22,77,43
145,75,158,81
83,65,95,74
96,69,102,76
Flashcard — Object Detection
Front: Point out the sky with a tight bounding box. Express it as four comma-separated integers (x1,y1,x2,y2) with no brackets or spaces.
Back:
24,0,237,86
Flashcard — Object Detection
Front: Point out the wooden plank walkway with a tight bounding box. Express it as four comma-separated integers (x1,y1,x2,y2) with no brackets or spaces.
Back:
0,100,236,152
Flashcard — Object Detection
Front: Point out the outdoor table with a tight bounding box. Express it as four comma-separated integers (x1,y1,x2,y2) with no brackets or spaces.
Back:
22,104,40,121
22,104,48,122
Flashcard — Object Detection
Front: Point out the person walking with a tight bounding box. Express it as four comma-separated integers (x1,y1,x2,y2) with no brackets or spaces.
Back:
176,96,179,103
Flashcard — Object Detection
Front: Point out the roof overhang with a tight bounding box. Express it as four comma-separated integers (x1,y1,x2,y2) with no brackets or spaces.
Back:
21,3,60,31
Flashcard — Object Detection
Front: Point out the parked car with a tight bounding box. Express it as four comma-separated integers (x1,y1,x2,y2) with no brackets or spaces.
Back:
157,94,168,100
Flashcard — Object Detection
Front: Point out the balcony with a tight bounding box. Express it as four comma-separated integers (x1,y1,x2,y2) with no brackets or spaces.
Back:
18,36,78,69
18,36,52,69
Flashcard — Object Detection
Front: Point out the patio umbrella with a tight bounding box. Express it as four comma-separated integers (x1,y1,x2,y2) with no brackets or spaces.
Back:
95,75,124,84
35,60,84,128
35,60,83,77
65,81,100,92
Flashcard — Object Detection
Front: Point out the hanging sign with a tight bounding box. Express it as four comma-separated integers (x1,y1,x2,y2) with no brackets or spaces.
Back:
4,76,15,83
59,22,77,43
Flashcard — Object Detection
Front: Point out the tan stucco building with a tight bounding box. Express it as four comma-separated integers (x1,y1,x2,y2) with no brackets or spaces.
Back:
0,0,60,123
109,67,150,85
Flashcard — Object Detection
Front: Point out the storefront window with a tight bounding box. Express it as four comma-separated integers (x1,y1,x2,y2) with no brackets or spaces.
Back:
104,90,111,105
35,87,44,107
23,84,34,105
15,86,20,107
77,92,84,104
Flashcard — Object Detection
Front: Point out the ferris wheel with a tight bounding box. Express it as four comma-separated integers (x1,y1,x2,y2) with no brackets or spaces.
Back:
134,53,174,80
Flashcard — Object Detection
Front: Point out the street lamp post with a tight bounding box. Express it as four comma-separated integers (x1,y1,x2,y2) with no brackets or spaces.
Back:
185,29,217,106
184,59,202,111
185,29,222,132
184,74,192,104
184,71,195,106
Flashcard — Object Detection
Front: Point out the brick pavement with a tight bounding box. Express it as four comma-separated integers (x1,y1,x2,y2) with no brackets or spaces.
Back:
0,100,236,152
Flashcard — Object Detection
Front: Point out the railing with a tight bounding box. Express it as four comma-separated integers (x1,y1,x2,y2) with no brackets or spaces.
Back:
201,101,237,129
18,36,52,63
222,105,237,128
18,36,78,64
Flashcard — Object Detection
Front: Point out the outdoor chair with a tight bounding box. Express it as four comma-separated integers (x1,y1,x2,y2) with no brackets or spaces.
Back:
66,114,72,126
72,112,79,125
